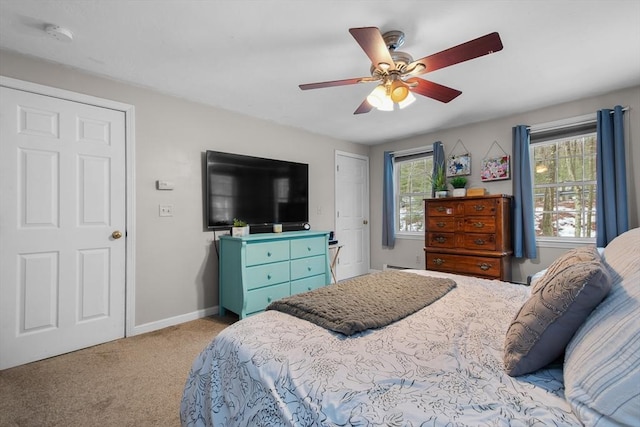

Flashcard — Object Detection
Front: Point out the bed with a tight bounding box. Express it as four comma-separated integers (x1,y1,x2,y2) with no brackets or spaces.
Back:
181,228,639,426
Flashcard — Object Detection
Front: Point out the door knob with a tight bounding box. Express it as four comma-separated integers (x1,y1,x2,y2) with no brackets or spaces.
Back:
112,230,123,239
363,219,368,225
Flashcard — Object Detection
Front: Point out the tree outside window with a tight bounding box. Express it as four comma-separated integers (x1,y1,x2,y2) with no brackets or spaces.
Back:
395,155,433,233
532,134,597,239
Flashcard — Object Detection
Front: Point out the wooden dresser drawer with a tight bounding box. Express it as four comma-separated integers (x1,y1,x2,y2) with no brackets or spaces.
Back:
462,217,496,233
463,199,497,216
426,201,458,217
427,217,456,232
245,240,290,266
460,233,497,251
245,283,290,315
245,261,290,290
427,232,456,248
291,255,327,280
291,236,326,259
426,252,503,279
291,274,326,295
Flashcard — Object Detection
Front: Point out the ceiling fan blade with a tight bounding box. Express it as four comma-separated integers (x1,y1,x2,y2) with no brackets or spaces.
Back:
299,77,374,90
407,78,462,103
354,99,373,115
407,32,503,75
349,27,396,70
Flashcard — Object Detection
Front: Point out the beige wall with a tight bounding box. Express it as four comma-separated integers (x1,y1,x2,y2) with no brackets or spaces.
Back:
370,85,640,283
0,49,370,328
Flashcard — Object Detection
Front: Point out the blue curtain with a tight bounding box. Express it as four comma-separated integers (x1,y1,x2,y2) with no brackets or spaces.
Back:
512,125,537,259
596,105,628,246
382,151,395,248
432,141,444,198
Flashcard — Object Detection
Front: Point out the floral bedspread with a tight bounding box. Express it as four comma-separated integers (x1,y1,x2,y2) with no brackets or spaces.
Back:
180,270,581,426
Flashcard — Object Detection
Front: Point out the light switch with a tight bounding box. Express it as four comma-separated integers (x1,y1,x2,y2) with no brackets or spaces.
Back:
159,204,173,217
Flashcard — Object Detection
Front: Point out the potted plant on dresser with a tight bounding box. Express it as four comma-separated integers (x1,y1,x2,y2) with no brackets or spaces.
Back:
450,176,468,197
232,218,250,237
432,164,448,198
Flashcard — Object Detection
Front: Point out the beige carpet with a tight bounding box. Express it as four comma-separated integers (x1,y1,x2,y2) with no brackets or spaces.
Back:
0,315,236,427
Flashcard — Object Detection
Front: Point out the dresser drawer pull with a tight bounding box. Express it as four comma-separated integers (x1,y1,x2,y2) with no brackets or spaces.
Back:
307,246,312,251
433,258,445,266
436,221,446,228
434,236,447,243
436,206,446,212
307,287,312,291
478,263,492,271
307,266,312,271
267,252,272,257
474,239,486,245
473,222,485,228
267,297,272,303
474,205,485,211
267,274,272,280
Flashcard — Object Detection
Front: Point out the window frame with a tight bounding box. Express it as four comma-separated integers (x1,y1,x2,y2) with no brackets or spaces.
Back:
393,149,433,239
529,120,597,245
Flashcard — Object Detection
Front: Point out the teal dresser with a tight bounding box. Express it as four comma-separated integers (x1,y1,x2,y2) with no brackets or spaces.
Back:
219,230,331,319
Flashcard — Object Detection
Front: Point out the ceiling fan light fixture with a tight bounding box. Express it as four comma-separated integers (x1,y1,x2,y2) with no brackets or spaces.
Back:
366,85,387,108
378,96,394,111
398,91,416,109
390,80,410,103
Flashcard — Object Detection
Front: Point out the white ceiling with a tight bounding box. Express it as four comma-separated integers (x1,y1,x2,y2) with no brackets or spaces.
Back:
1,0,639,145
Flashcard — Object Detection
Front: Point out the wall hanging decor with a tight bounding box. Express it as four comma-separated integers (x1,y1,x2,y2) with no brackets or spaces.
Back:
446,139,471,177
481,140,510,182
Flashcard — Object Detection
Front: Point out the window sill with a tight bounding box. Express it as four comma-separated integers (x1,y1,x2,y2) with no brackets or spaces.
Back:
395,232,423,241
536,237,596,249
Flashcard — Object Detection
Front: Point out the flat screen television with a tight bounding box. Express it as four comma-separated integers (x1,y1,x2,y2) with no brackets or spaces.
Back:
204,150,309,233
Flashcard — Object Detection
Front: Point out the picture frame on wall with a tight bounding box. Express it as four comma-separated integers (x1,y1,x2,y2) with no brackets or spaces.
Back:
481,154,510,182
446,154,471,177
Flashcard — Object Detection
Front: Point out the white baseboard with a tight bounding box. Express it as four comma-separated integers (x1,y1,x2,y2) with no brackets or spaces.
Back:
130,305,219,336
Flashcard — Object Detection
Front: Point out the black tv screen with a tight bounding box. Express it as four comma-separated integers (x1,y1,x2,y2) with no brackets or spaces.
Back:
205,150,309,232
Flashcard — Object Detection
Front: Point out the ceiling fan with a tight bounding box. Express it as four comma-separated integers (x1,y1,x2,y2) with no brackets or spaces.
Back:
299,27,503,114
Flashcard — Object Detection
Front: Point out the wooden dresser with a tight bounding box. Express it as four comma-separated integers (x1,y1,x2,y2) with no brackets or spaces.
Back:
424,194,512,281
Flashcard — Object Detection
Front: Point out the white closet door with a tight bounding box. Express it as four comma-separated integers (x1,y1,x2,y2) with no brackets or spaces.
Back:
0,87,126,369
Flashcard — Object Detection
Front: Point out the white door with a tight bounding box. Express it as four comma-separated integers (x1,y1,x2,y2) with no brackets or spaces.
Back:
0,86,126,369
335,152,370,280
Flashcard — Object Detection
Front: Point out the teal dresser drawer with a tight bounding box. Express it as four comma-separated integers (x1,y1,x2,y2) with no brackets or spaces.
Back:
291,275,326,295
245,261,290,290
245,240,290,266
291,255,326,280
246,283,290,314
291,236,326,259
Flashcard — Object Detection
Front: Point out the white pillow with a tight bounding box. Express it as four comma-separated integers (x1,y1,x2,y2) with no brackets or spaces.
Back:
564,228,640,426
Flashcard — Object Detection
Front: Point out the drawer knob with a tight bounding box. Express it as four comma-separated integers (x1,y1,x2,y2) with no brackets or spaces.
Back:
474,205,485,211
474,239,486,245
478,263,492,271
267,297,272,302
267,274,272,280
267,252,272,257
307,246,311,251
433,258,445,266
473,222,485,228
307,266,312,271
436,222,446,228
435,236,446,243
307,287,312,291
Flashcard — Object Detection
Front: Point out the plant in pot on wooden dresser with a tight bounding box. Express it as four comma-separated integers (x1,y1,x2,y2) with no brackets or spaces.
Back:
423,194,512,281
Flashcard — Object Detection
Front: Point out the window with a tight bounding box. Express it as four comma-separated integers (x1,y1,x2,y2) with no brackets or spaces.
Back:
531,123,597,240
395,152,433,233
